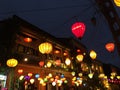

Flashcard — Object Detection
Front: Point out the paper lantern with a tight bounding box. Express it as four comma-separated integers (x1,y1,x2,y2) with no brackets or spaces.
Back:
18,69,23,74
35,74,40,78
30,79,35,84
54,50,60,54
39,42,53,54
105,43,115,52
47,61,52,68
28,72,33,77
39,61,44,67
55,59,61,66
88,73,94,79
114,0,120,7
65,58,71,66
90,50,97,60
24,37,32,43
6,58,18,67
71,22,86,39
76,54,83,62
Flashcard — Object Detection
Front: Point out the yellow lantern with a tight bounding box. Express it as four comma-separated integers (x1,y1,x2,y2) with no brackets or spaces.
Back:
65,58,71,66
114,0,120,7
76,54,83,62
90,50,97,60
47,61,52,68
39,42,53,54
6,58,18,67
88,73,94,79
28,72,33,77
30,78,35,84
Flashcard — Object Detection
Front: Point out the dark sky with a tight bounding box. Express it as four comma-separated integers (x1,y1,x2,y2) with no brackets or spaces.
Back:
0,0,120,68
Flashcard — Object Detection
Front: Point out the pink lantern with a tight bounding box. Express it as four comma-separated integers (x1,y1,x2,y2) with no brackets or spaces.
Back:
71,22,86,39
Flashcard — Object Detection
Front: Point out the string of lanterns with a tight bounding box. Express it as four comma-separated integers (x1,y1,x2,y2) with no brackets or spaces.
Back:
5,22,116,89
17,69,68,87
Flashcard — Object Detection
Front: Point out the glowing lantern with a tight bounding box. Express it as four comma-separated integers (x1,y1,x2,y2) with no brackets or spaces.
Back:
76,54,83,62
77,49,81,53
6,58,18,67
35,74,40,78
47,61,52,68
55,59,61,66
63,52,68,56
19,75,24,80
30,79,35,84
114,0,120,7
98,73,105,78
65,58,71,66
39,42,53,54
88,73,94,79
117,76,120,79
18,69,23,74
90,50,97,60
71,72,76,76
28,73,33,77
71,22,86,39
48,73,53,78
39,61,44,67
105,43,115,52
42,83,46,86
52,81,56,86
54,50,60,54
24,37,32,43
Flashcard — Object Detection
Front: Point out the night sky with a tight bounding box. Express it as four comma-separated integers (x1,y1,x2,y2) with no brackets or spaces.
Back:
0,0,120,68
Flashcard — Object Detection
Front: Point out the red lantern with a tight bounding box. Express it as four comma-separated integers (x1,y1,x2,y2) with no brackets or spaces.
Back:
105,43,115,52
71,22,86,38
39,61,44,67
24,37,32,43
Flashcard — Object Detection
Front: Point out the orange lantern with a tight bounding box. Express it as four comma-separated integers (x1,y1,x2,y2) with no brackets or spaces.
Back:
54,50,60,54
55,59,61,66
18,69,23,74
114,0,120,7
90,50,97,60
39,42,53,54
71,22,86,39
105,43,115,52
76,54,83,62
77,49,81,53
28,72,33,77
6,58,18,67
24,37,32,43
39,61,45,67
